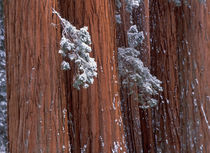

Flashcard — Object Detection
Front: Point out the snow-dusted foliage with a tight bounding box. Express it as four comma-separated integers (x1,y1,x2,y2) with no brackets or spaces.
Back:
118,25,162,108
0,0,7,152
53,9,97,90
115,1,162,108
125,0,141,12
115,14,122,24
115,0,141,12
118,48,162,108
127,25,144,48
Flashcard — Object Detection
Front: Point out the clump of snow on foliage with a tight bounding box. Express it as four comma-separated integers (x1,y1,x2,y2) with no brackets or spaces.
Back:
112,141,124,153
115,0,141,13
53,9,97,90
118,48,162,108
118,25,162,108
127,25,144,48
125,0,141,12
81,144,87,153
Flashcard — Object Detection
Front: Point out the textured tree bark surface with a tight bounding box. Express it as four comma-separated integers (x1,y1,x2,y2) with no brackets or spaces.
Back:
134,1,155,153
5,0,126,152
4,1,70,152
150,0,210,152
116,1,141,152
59,0,126,152
116,1,137,153
116,1,155,152
4,0,210,153
117,0,210,153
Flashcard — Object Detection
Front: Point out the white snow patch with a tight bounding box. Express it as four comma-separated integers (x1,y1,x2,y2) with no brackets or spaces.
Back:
81,144,87,153
201,104,210,130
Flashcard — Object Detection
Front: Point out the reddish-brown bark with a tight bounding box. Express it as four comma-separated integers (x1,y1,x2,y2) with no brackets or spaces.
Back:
59,0,126,152
150,0,210,152
5,0,126,152
116,1,155,152
4,0,70,152
116,1,140,152
4,0,210,152
117,1,210,153
134,2,155,153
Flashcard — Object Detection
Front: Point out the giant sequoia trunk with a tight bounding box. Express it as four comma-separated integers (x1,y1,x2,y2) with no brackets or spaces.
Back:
150,0,210,152
4,0,126,153
59,0,126,152
116,1,155,152
4,1,71,152
117,0,210,153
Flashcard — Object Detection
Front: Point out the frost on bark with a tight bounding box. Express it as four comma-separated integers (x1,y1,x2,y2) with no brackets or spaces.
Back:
150,0,210,152
4,1,70,152
59,0,126,152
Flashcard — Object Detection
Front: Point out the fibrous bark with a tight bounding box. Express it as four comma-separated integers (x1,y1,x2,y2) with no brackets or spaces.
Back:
4,0,210,153
150,0,210,152
59,0,126,152
4,1,70,152
116,1,156,152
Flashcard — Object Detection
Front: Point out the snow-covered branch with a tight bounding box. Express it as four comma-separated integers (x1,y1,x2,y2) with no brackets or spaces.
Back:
118,25,162,108
53,9,97,90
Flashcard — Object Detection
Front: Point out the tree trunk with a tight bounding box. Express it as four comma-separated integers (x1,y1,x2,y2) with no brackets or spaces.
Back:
5,0,126,152
4,1,70,152
116,1,155,152
117,0,210,152
59,1,126,152
4,0,210,153
150,0,210,152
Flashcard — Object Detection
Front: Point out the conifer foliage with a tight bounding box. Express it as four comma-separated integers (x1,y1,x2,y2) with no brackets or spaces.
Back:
118,26,162,108
53,9,97,90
